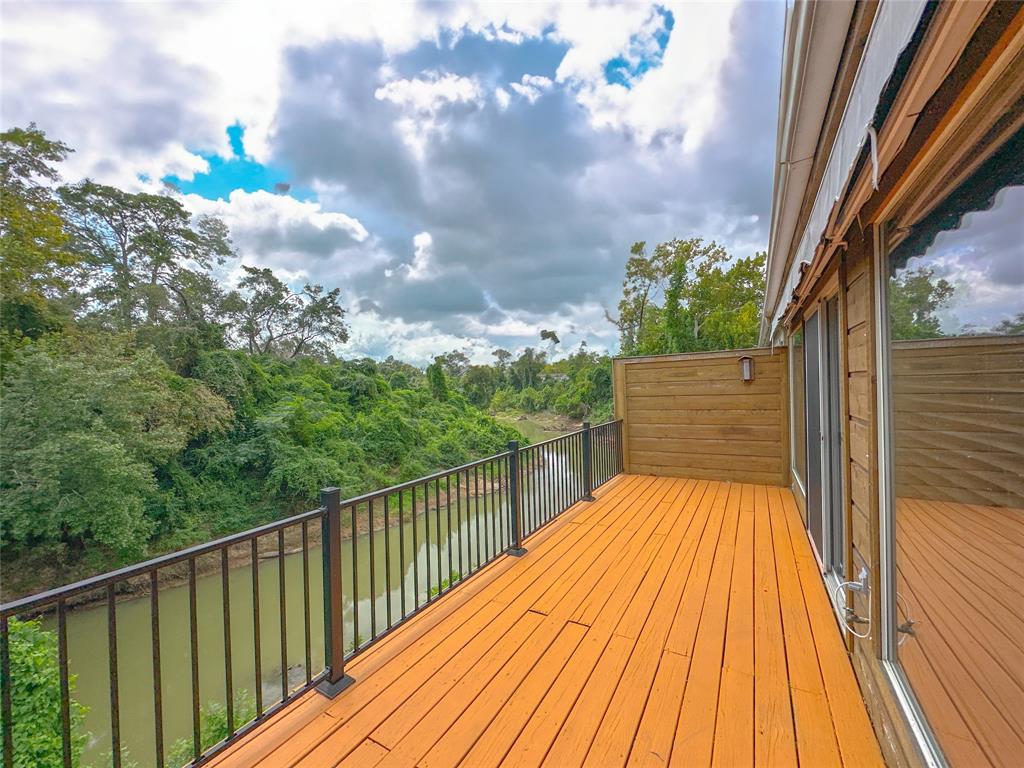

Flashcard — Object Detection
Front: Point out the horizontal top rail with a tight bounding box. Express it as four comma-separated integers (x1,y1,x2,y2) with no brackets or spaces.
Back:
0,506,327,615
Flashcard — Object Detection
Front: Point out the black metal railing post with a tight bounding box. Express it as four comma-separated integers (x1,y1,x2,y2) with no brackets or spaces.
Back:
582,422,596,501
616,419,624,474
318,487,354,697
507,442,526,556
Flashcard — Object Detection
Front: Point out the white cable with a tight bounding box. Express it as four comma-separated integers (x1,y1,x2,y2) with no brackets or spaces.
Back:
833,580,871,639
867,125,880,191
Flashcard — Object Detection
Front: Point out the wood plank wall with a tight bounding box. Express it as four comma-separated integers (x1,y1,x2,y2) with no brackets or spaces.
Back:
891,335,1024,507
843,224,924,768
612,348,789,486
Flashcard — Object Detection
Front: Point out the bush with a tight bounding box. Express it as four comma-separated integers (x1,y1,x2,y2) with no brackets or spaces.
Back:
168,691,256,768
0,618,88,767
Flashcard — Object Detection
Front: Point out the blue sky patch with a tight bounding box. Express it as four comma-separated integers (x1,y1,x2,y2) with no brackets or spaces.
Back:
604,6,674,88
163,124,311,201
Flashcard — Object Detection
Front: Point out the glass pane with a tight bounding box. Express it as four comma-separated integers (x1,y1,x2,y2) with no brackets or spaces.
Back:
887,159,1024,766
790,329,806,490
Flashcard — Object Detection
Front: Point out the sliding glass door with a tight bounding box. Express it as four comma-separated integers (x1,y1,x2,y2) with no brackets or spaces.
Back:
879,131,1024,766
803,295,845,578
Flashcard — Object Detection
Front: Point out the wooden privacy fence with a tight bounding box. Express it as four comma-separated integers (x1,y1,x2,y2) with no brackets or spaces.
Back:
612,347,789,486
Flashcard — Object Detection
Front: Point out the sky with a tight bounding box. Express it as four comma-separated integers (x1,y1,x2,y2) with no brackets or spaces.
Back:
1,0,785,365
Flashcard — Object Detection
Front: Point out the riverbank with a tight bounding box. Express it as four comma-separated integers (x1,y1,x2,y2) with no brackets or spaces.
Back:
1,417,564,605
492,410,581,442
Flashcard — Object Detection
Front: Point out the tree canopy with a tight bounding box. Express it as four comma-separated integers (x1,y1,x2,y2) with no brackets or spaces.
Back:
610,237,766,356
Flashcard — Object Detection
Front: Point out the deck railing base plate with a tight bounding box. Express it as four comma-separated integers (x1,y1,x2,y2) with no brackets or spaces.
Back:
506,547,527,557
315,674,355,699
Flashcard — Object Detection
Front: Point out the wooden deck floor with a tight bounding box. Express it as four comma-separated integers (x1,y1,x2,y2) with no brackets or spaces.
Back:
208,475,882,768
896,497,1024,768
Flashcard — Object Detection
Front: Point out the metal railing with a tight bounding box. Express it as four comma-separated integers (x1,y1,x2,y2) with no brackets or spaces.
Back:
0,420,622,767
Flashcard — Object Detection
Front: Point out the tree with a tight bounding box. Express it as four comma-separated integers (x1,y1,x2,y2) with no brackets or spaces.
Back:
0,339,231,559
435,349,470,380
509,347,546,390
461,364,499,408
59,181,234,331
225,266,349,359
1,618,87,767
425,357,449,401
610,238,765,355
0,125,76,340
609,240,663,355
888,267,954,340
992,312,1024,336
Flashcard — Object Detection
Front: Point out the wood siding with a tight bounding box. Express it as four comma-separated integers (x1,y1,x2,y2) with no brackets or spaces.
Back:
613,348,789,486
892,335,1024,507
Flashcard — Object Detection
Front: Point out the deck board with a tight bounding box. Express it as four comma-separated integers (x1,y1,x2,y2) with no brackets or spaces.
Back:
896,497,1024,768
208,475,882,768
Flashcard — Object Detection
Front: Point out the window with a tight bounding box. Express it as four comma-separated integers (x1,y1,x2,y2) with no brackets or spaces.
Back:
882,131,1023,766
789,328,806,492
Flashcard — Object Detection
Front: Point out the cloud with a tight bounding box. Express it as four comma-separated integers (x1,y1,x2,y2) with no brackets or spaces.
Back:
509,74,554,104
3,0,785,362
181,189,382,287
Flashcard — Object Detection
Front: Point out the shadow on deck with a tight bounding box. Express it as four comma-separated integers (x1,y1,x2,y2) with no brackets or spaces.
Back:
208,474,883,768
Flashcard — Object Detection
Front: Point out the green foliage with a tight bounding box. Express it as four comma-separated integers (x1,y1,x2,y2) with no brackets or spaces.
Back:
1,338,231,560
168,691,257,768
888,267,954,340
429,571,462,597
484,343,613,422
0,125,77,356
0,125,75,301
612,238,766,355
226,266,349,359
426,358,449,401
0,618,88,767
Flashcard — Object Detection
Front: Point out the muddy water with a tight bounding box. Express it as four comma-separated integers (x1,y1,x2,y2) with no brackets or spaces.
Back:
56,429,579,767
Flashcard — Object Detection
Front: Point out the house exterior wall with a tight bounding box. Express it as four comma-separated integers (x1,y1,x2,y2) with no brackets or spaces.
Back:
776,5,1024,766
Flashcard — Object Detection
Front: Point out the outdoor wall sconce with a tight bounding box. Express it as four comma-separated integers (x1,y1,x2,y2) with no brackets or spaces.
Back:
739,355,754,382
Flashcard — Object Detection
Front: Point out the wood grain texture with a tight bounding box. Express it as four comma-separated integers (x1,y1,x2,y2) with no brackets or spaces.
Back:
206,475,881,768
896,497,1024,768
616,349,788,485
891,336,1024,506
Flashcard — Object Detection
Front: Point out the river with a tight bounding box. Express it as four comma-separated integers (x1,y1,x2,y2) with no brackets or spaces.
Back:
55,415,575,767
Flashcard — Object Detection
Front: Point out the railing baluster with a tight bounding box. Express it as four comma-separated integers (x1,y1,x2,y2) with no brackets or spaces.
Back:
189,558,200,762
107,584,122,768
0,615,11,768
151,571,163,768
220,549,234,739
350,503,359,649
446,475,454,588
435,479,443,590
424,483,432,601
57,599,71,768
368,498,376,638
384,495,392,629
566,437,572,508
474,465,482,569
301,522,312,686
251,538,262,717
411,488,419,610
318,488,352,697
399,491,407,618
485,462,493,565
482,463,491,562
455,472,464,579
277,529,288,702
